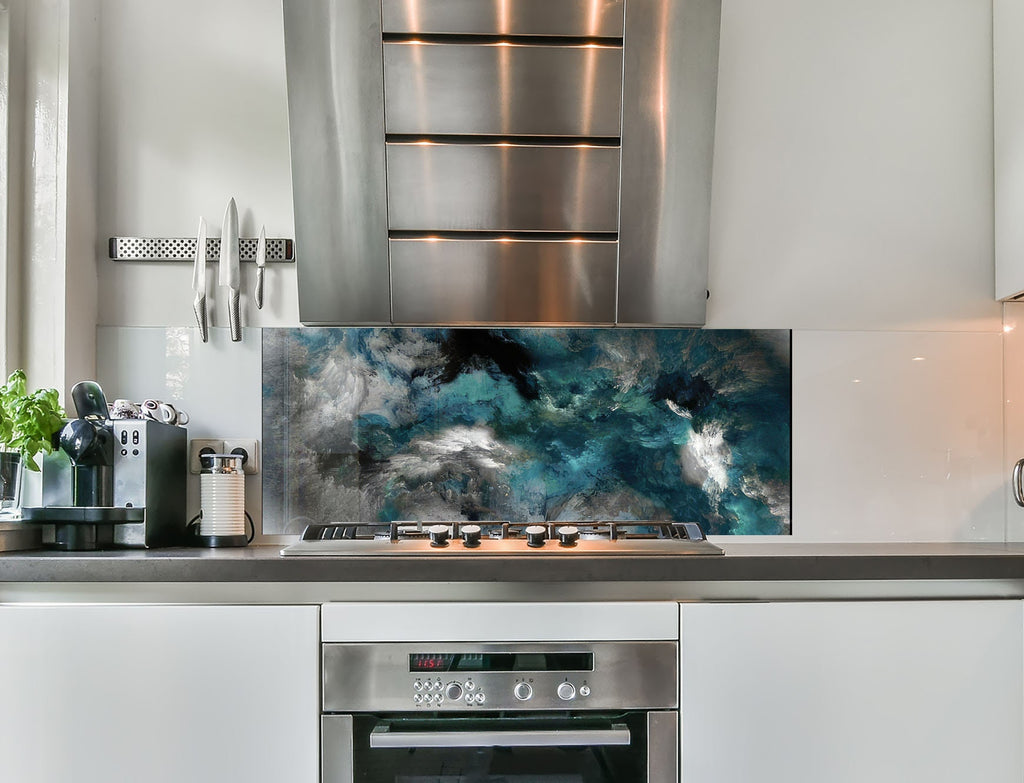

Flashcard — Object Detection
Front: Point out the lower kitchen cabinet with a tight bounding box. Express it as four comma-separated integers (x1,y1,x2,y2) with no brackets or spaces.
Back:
0,604,319,783
679,600,1023,783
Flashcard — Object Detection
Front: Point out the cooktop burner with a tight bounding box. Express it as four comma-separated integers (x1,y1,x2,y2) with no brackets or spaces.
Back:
280,520,724,556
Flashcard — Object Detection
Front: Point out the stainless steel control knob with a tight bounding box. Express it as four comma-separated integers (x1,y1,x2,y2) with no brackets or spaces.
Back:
525,524,547,548
557,525,579,546
556,682,576,701
445,682,464,701
428,524,450,547
461,524,482,548
513,682,533,701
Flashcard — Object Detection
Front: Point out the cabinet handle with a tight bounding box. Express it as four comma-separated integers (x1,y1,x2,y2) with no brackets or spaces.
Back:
1013,459,1024,507
369,724,630,749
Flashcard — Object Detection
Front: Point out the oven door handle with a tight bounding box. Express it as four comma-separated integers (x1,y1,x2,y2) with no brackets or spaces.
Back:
369,723,632,749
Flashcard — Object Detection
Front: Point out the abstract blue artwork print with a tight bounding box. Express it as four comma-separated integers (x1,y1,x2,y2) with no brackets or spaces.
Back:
262,328,791,535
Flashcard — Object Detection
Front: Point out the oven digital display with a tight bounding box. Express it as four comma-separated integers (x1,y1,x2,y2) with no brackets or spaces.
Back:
409,652,594,673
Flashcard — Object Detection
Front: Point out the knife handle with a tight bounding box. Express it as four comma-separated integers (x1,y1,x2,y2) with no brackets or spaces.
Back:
255,267,265,310
228,289,241,342
193,294,209,343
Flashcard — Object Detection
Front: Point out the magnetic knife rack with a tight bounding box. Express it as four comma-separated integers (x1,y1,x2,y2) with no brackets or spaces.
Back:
108,237,294,263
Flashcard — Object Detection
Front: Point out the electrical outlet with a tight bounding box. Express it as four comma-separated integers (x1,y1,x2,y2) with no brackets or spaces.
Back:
223,438,259,475
189,439,224,474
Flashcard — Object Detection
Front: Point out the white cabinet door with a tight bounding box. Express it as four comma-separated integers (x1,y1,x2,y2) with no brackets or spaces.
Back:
0,604,319,783
996,0,1024,299
680,601,1023,783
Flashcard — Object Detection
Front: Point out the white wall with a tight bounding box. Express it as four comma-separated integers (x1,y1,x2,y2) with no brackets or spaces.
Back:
90,0,1005,542
96,0,296,328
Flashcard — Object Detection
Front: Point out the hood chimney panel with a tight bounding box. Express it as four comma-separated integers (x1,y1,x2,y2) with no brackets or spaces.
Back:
285,0,720,326
283,0,392,325
618,0,722,326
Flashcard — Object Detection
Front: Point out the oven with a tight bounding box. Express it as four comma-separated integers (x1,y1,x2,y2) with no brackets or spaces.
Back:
320,604,680,783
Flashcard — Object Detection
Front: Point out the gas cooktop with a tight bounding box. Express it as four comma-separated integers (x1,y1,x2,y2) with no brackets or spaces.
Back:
280,520,724,557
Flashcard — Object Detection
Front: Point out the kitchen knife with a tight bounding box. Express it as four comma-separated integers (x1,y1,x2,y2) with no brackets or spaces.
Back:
254,224,266,310
219,197,241,342
192,216,209,342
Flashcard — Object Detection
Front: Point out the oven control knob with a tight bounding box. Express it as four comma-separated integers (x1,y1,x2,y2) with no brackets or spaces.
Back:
556,525,579,546
513,682,533,701
428,524,450,547
557,682,576,701
445,682,464,701
525,525,547,547
579,685,591,697
461,524,482,548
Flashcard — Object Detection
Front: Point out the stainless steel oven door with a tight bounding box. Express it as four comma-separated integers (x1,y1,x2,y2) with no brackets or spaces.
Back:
323,711,677,783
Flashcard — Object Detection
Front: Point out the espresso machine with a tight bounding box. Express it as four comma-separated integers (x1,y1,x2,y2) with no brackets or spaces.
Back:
22,381,187,550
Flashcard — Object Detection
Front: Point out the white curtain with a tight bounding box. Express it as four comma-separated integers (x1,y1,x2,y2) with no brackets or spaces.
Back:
0,1,12,380
0,0,99,400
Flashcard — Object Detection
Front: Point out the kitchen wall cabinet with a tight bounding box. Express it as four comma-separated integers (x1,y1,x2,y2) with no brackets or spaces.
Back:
679,600,1023,783
0,604,319,783
996,0,1024,300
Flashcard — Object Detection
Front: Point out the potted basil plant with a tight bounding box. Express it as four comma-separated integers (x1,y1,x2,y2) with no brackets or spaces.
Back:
0,370,65,515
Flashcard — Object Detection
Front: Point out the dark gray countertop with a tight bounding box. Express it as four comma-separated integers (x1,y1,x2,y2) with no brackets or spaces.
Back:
3,542,1024,583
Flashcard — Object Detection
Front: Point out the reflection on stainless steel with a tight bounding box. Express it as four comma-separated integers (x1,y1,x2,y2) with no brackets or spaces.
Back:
321,715,355,783
322,641,678,712
319,611,681,783
281,520,723,556
384,42,623,137
618,0,722,325
285,536,723,556
382,0,625,37
368,724,631,748
386,143,621,231
284,0,721,327
647,712,679,782
283,0,391,325
390,238,617,324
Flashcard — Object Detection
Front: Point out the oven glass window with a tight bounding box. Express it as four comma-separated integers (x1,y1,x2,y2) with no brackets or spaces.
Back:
350,713,648,783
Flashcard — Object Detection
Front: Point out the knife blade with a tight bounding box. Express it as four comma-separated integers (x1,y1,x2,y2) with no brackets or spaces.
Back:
219,197,241,342
254,224,266,310
192,217,209,342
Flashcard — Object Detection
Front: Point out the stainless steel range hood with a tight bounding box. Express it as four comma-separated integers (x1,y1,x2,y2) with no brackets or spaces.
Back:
283,0,721,326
